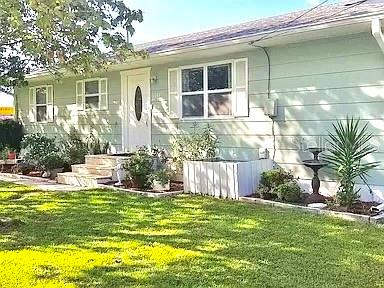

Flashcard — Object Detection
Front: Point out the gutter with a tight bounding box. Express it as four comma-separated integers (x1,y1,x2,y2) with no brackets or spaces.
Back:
372,18,384,54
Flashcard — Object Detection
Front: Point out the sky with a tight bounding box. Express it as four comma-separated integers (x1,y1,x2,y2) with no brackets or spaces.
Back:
126,0,340,44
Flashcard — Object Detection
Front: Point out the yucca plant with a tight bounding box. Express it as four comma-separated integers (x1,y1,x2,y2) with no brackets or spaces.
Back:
323,117,379,208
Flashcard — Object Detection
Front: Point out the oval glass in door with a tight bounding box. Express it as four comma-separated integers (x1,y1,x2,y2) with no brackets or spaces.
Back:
134,86,143,121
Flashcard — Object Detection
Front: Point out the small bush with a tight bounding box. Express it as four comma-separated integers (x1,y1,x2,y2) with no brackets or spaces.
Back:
87,132,110,155
275,181,302,203
61,128,89,165
21,134,59,169
153,168,172,186
260,168,294,191
124,147,154,189
41,153,65,170
0,120,24,152
170,125,218,172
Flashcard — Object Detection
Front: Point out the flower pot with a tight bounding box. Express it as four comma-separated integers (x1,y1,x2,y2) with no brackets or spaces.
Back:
153,180,170,191
7,151,16,160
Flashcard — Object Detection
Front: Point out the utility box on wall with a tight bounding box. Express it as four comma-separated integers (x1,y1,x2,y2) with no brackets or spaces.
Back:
264,99,278,118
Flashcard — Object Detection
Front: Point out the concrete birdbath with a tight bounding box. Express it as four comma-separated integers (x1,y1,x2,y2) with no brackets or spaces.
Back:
303,148,328,203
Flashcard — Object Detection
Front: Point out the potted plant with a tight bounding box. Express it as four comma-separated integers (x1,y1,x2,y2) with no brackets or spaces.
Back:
41,153,65,179
8,151,16,160
123,147,154,189
152,168,172,191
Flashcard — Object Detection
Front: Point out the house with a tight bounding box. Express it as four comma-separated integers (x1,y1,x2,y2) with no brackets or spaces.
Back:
15,1,384,200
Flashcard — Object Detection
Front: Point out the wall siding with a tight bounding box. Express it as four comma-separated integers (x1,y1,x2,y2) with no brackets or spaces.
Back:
16,71,123,151
150,33,384,201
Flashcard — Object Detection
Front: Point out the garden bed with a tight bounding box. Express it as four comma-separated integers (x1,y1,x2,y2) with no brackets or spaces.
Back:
240,196,384,224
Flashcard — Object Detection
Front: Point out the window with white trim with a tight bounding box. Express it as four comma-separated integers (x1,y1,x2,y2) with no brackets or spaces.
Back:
76,78,108,110
181,62,232,118
29,85,54,123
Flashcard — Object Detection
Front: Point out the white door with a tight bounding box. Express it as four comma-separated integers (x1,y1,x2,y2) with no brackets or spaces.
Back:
126,71,151,151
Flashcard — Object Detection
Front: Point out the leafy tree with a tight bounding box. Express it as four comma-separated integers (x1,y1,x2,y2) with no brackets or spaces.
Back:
0,0,143,90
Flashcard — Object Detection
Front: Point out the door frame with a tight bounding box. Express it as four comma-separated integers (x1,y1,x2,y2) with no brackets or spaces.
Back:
120,67,152,152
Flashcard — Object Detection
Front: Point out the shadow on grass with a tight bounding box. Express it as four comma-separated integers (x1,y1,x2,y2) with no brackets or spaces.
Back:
0,181,383,287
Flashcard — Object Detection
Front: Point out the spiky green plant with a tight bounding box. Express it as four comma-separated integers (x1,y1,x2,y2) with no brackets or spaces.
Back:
323,117,379,207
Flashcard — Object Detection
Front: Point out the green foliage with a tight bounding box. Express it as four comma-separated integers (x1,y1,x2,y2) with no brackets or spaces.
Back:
260,168,295,191
0,120,23,152
124,147,153,189
21,134,60,170
275,181,302,203
0,0,144,89
40,152,65,170
258,168,299,201
153,168,172,186
87,133,110,155
323,117,378,208
123,146,171,189
21,133,66,171
170,125,218,172
0,147,8,161
61,127,88,165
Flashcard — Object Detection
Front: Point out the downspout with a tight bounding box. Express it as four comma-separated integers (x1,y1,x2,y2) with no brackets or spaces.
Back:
372,18,384,54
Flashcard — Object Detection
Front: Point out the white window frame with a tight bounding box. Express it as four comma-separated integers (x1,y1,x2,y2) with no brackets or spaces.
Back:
78,78,107,111
31,85,52,123
179,60,234,120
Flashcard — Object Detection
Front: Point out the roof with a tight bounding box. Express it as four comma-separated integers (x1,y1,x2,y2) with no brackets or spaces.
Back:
136,0,384,54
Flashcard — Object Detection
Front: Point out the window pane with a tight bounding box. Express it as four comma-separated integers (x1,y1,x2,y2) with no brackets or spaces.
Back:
208,92,231,116
182,94,204,117
85,80,99,95
182,68,203,92
36,106,47,122
36,87,47,104
208,63,232,90
85,96,99,109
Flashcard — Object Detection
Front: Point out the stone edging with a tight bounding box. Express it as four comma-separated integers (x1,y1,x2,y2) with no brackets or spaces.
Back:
239,197,384,225
98,184,184,198
0,172,57,184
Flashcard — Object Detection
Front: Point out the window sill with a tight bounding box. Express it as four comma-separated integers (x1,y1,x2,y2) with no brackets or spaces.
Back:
179,115,235,122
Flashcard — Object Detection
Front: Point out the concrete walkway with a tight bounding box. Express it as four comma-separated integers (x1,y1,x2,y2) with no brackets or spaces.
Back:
0,173,87,192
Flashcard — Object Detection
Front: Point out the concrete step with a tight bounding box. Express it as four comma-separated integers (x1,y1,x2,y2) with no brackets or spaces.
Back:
85,155,130,167
72,164,114,177
57,172,111,187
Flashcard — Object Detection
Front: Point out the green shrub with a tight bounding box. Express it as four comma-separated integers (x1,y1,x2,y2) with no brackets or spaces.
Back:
170,125,218,172
0,120,24,152
41,152,65,170
61,128,89,165
124,147,154,189
275,181,302,203
260,168,294,191
87,132,110,155
323,117,378,208
153,168,172,186
21,134,60,170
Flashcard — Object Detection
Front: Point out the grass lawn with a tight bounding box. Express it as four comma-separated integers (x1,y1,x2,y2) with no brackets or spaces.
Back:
0,181,383,287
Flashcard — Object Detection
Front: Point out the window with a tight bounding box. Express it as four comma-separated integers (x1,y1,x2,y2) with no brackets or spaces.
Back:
29,85,54,123
181,62,232,118
168,58,248,119
35,87,48,122
76,78,108,110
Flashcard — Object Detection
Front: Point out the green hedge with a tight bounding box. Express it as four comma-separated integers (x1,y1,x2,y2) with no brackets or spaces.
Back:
0,120,24,152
